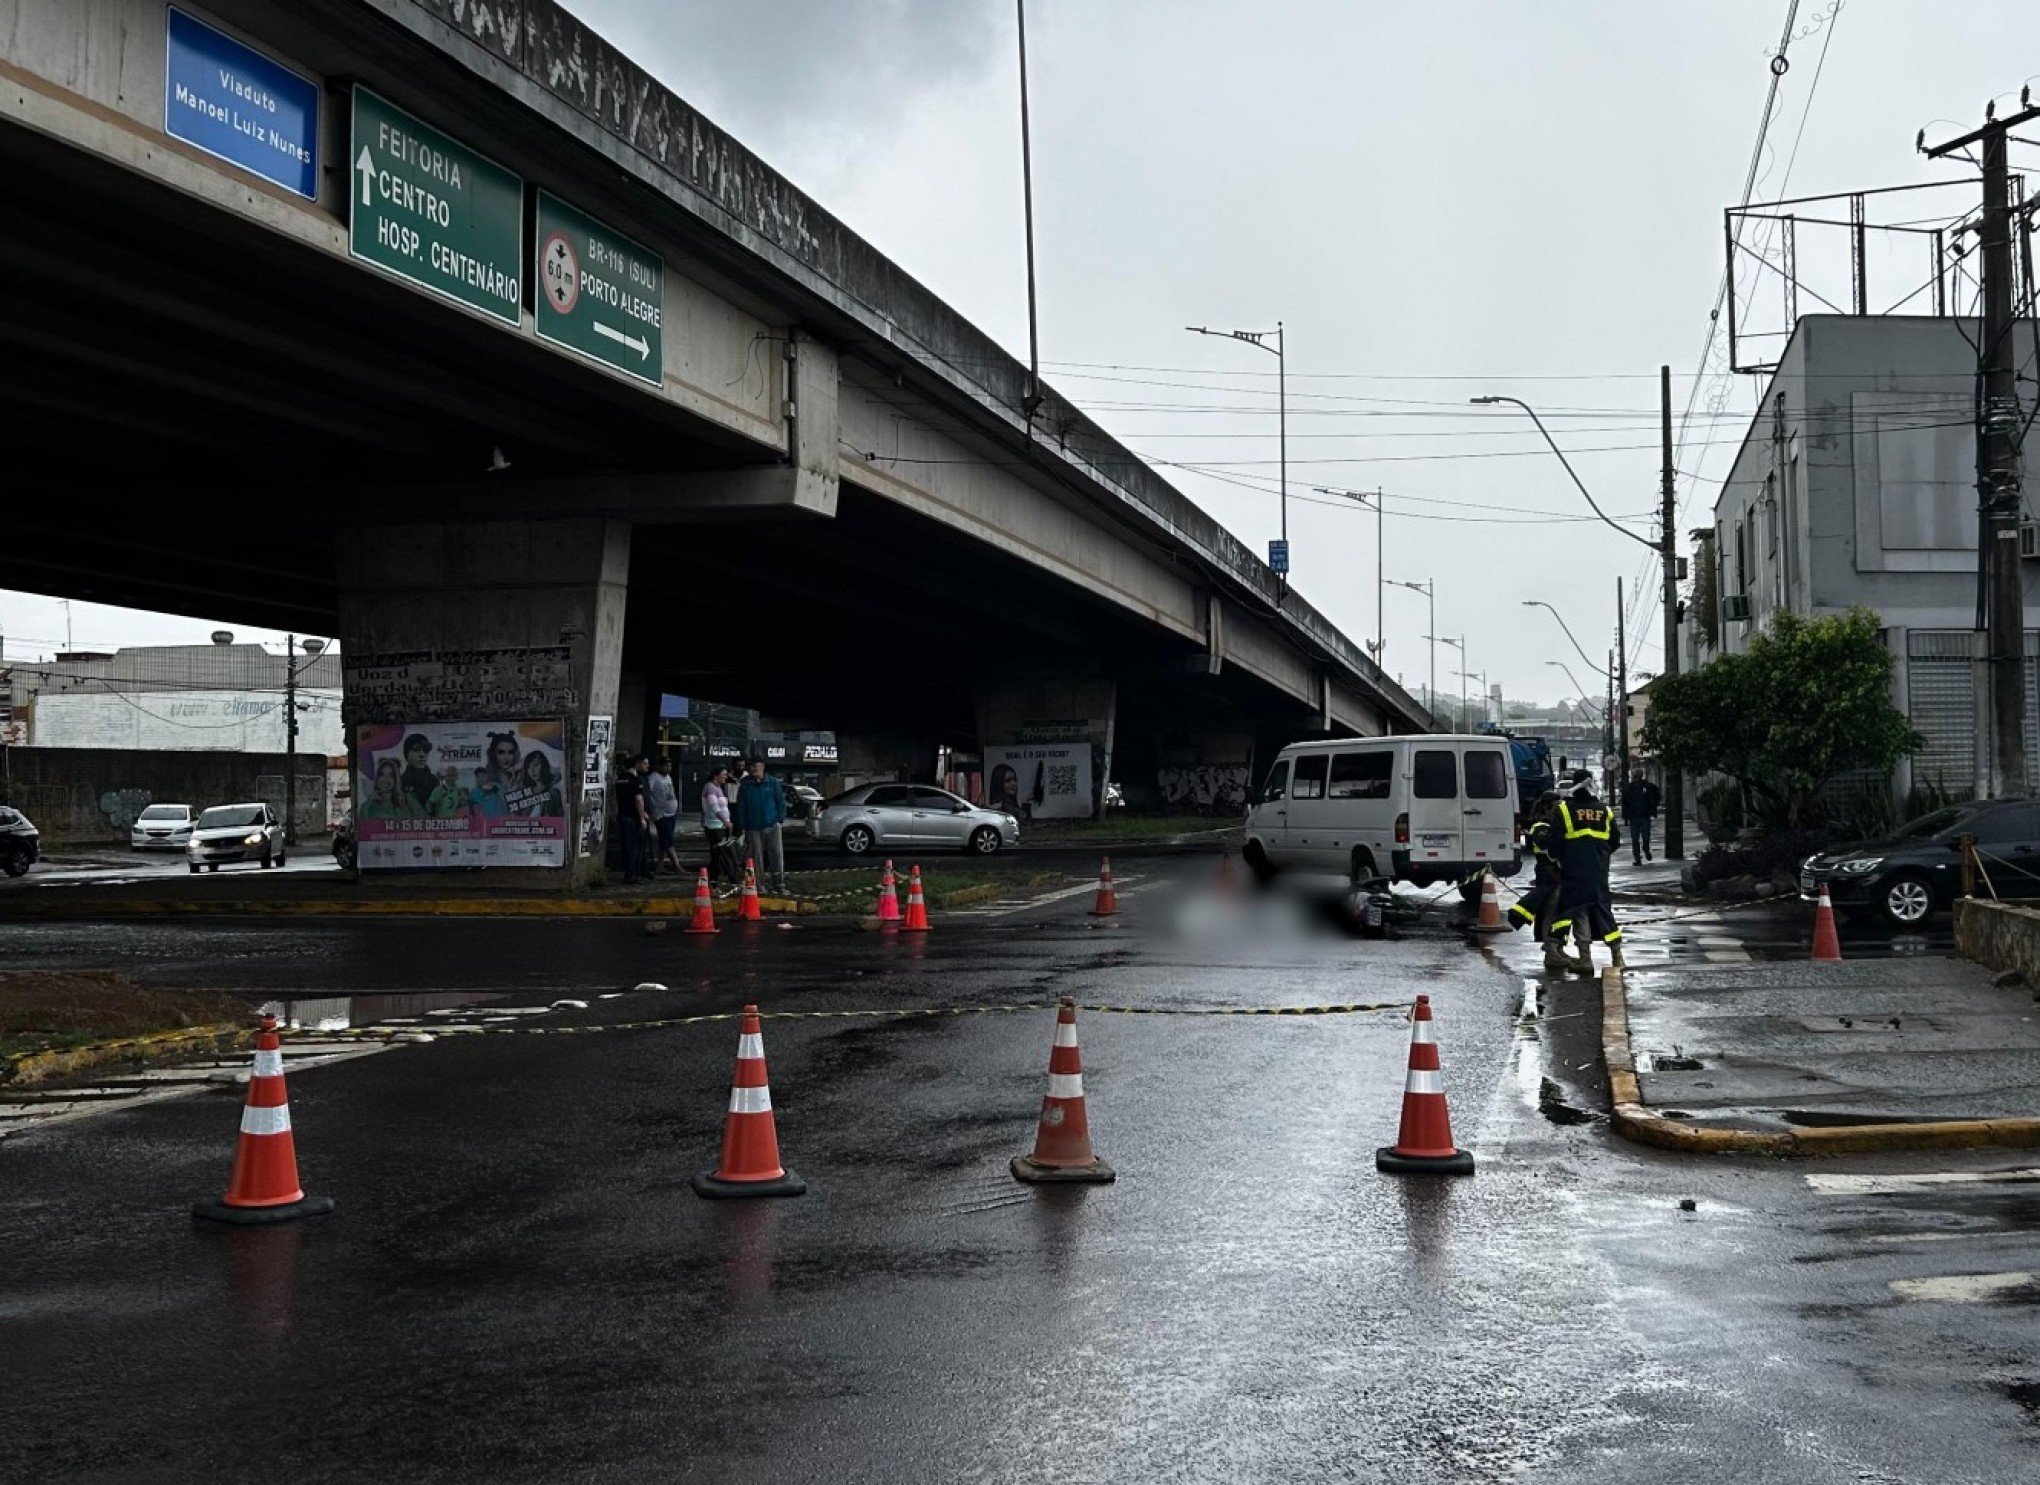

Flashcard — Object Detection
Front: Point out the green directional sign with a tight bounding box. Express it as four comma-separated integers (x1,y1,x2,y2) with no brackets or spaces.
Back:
534,191,664,386
349,86,523,325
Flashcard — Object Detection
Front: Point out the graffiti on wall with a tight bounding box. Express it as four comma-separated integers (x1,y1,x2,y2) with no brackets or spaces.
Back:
98,789,152,832
1157,765,1250,815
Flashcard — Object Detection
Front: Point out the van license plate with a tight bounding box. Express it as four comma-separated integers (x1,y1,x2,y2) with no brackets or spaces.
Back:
1419,833,1453,849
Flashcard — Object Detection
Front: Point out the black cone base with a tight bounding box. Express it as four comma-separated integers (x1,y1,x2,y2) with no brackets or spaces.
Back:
192,1194,336,1225
692,1169,806,1200
1374,1146,1475,1176
1011,1153,1116,1184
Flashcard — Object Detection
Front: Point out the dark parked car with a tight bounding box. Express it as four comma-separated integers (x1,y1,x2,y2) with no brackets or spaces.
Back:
0,804,40,877
1800,801,2040,927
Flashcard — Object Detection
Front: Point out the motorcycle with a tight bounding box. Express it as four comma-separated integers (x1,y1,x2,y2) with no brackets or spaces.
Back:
331,819,357,871
0,804,42,877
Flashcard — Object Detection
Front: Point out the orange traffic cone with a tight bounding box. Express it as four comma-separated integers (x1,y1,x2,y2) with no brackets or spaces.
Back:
899,865,931,932
738,859,763,921
1011,997,1115,1183
1090,856,1119,917
693,1004,805,1199
875,859,901,924
1812,883,1843,962
193,1015,335,1224
1375,994,1474,1175
684,866,719,934
1471,869,1507,934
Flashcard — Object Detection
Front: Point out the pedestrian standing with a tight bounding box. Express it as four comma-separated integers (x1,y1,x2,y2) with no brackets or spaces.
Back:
644,755,681,876
733,757,789,895
1620,768,1663,865
615,755,651,885
701,764,736,888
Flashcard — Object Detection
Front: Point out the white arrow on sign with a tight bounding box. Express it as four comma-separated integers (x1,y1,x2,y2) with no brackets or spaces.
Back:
355,145,375,207
592,321,650,361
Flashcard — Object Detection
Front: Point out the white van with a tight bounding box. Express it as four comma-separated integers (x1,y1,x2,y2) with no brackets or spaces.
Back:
1242,734,1522,896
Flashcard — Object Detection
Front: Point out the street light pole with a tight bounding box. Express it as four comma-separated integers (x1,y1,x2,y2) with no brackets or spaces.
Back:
1016,0,1042,419
1522,600,1609,679
1315,486,1385,660
1426,633,1464,729
1189,321,1286,576
1391,578,1435,721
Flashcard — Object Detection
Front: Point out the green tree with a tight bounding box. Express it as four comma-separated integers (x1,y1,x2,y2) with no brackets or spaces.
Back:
1643,608,1921,829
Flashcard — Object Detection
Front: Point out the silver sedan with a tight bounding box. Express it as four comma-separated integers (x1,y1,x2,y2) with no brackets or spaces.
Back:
819,784,1019,856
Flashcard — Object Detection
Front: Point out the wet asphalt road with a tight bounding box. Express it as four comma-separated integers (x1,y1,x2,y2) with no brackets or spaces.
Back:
2,864,2036,1483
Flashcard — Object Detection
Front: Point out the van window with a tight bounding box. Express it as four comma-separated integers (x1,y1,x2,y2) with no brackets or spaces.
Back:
1329,751,1393,800
1260,761,1290,802
1412,750,1457,799
1464,750,1510,799
1291,753,1329,800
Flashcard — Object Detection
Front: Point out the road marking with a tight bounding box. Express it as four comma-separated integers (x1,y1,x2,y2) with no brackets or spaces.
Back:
1862,1231,1972,1245
1888,1271,2035,1303
1806,1169,2040,1196
950,877,1143,918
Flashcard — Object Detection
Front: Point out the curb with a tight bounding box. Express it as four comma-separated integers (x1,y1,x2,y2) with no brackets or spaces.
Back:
4,1022,255,1089
1599,969,2040,1156
0,894,819,921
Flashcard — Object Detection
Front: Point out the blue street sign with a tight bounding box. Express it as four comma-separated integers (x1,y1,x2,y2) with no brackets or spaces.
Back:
1268,538,1290,574
164,7,319,199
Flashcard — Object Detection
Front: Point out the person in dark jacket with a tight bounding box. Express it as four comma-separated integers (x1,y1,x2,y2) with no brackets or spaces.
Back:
1620,769,1663,865
1509,790,1571,971
1546,772,1624,973
732,758,789,894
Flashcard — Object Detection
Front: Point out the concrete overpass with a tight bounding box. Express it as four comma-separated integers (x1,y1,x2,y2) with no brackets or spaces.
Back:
1,0,1431,878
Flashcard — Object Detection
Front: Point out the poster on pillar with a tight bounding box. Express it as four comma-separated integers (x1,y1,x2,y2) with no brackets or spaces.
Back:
982,743,1095,821
353,721,570,869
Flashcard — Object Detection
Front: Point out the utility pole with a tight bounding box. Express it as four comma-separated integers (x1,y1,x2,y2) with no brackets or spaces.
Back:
1605,648,1617,793
1926,98,2040,797
284,634,299,847
1016,0,1042,419
1659,363,1684,857
1615,578,1630,786
1189,322,1286,577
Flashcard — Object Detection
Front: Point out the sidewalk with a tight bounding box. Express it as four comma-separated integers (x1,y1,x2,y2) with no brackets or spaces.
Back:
1607,955,2040,1153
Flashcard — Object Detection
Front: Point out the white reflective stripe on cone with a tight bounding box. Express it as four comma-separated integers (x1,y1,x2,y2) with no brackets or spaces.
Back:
736,1033,764,1060
1053,1023,1078,1049
1046,1073,1085,1100
240,1103,292,1136
728,1085,772,1114
1410,1020,1435,1045
1403,1068,1442,1095
252,1050,284,1078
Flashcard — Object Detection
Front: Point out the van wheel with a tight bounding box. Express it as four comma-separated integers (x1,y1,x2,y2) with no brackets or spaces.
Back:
1349,848,1379,887
1243,840,1276,884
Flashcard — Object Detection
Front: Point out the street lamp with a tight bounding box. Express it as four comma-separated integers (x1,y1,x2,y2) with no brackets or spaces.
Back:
1315,486,1385,662
1389,578,1435,719
1521,600,1608,678
1425,633,1466,729
1456,668,1491,729
1188,321,1286,577
1468,395,1657,550
282,636,327,848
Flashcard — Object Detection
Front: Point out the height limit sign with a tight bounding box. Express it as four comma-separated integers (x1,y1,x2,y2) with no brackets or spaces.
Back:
535,192,663,386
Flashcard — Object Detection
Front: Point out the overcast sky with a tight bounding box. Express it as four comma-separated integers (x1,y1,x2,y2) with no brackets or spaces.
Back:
7,0,2035,708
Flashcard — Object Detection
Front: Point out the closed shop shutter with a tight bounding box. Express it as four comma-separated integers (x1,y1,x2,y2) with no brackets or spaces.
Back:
1907,630,1975,797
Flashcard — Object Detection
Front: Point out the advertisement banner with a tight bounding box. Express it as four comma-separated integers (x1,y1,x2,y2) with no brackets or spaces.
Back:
982,743,1095,821
354,720,569,869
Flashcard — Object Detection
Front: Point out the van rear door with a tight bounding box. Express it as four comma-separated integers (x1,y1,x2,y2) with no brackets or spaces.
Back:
1405,747,1462,868
1458,743,1518,868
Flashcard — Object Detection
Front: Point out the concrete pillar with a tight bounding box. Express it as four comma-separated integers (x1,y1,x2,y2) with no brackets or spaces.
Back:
974,675,1116,821
336,518,630,889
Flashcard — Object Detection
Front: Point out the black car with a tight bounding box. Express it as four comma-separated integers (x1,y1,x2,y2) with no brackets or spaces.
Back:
0,804,39,877
1799,801,2040,927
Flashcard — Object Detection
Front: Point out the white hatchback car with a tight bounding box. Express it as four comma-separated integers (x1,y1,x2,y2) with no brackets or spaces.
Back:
131,802,196,850
187,802,286,872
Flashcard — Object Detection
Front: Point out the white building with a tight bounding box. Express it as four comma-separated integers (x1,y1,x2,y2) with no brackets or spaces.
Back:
1688,314,2040,800
4,642,343,754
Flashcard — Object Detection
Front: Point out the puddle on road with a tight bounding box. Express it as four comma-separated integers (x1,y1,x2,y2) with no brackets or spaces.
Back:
259,990,505,1031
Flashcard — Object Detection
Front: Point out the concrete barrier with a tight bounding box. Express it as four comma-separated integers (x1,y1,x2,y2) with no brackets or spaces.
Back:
1953,896,2040,981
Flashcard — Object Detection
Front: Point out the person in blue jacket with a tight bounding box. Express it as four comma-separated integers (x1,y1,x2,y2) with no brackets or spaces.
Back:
732,757,789,894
